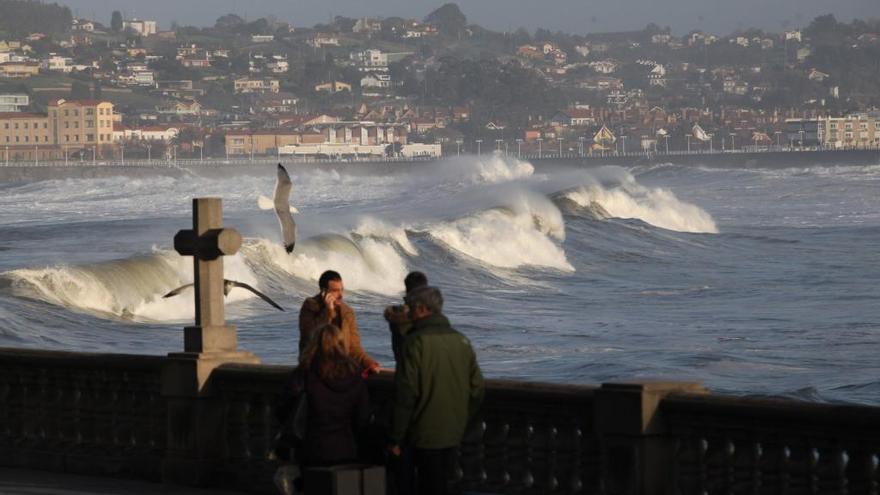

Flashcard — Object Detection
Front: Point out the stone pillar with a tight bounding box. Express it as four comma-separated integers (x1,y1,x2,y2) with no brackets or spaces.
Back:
594,381,707,495
161,197,260,487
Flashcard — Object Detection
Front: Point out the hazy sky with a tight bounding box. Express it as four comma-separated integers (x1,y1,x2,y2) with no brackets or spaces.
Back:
61,0,880,36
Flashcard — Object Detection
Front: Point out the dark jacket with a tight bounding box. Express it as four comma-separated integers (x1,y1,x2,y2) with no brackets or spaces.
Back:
384,304,413,368
390,313,485,449
303,360,370,466
299,295,378,370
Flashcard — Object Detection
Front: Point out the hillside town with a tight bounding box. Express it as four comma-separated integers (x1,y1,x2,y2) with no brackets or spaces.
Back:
1,0,879,162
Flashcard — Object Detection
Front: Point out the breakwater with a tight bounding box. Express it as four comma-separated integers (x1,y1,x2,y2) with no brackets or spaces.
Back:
2,347,878,494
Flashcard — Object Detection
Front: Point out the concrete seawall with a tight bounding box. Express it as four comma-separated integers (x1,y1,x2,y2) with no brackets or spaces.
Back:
1,149,878,183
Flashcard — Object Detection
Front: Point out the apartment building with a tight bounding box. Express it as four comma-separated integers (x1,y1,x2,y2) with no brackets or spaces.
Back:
822,114,879,149
0,98,115,161
48,99,115,150
233,78,280,94
224,131,302,156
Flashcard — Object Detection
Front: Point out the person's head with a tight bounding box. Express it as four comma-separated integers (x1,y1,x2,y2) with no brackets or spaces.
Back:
300,323,358,380
318,270,343,301
407,286,443,321
404,271,428,293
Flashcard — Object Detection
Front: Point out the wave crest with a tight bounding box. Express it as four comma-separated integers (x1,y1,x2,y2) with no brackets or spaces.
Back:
562,178,718,234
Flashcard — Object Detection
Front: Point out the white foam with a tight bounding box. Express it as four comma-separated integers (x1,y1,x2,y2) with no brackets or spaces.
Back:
242,236,409,296
470,153,535,183
4,249,260,322
353,217,418,255
427,208,573,272
563,177,718,234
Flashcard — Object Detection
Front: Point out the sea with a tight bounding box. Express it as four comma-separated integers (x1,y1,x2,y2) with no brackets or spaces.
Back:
1,155,879,404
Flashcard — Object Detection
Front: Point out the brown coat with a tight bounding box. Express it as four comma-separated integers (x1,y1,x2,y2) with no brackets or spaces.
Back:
298,295,378,370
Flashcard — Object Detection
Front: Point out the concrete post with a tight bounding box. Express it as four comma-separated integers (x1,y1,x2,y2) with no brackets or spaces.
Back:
594,381,707,495
162,197,260,487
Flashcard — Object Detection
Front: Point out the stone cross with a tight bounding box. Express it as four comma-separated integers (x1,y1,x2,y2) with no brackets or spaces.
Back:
173,197,242,353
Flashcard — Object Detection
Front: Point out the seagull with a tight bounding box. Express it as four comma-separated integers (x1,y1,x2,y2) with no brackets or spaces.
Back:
163,279,285,312
258,164,297,253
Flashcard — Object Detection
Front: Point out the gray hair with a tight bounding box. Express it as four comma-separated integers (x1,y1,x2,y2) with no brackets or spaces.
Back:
407,286,444,314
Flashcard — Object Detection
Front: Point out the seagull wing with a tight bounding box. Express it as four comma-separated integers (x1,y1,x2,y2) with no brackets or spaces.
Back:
274,164,296,253
163,283,194,298
227,280,285,312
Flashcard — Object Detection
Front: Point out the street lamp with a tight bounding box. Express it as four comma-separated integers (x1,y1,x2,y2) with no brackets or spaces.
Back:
664,135,669,154
120,142,125,165
4,146,7,167
558,137,563,157
63,145,68,166
146,143,152,163
495,139,503,152
455,138,463,156
537,137,543,159
92,145,96,165
516,138,523,158
774,131,782,149
476,139,482,155
578,136,585,157
730,133,736,152
621,135,627,155
799,130,805,150
686,135,692,153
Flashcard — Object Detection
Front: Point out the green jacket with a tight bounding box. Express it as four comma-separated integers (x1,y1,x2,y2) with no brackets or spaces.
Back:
390,313,485,449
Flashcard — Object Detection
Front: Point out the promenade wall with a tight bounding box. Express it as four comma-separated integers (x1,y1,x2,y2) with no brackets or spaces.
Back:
2,347,879,494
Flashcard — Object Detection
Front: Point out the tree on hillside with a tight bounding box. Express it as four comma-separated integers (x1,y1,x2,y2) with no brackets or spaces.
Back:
424,3,467,38
215,14,245,30
0,0,72,37
111,11,123,32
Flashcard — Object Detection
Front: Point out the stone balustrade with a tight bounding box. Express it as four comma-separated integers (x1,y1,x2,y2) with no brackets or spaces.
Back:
0,348,166,480
663,393,880,493
2,347,880,494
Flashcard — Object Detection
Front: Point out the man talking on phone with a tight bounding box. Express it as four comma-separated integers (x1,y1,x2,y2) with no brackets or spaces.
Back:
299,270,380,373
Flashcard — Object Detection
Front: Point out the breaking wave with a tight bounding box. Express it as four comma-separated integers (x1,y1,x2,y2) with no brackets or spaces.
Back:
423,191,573,272
2,249,259,322
560,178,718,234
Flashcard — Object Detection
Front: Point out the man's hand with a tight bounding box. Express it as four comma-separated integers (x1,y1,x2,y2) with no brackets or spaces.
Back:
323,291,336,313
388,444,401,457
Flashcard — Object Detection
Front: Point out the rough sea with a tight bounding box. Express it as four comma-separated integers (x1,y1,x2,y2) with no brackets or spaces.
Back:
1,155,879,404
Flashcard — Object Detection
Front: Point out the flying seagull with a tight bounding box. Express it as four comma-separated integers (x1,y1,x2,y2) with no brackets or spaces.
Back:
258,164,298,253
274,164,297,253
163,279,285,312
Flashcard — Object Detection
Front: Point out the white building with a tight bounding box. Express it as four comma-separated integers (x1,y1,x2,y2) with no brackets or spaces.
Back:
351,49,388,68
361,73,392,88
123,19,158,37
234,78,280,94
0,94,28,112
41,54,73,73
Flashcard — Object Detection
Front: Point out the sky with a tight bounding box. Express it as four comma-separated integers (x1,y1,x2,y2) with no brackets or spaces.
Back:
61,0,880,36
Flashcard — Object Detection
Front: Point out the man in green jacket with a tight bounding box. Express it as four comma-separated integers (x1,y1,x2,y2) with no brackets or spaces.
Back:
389,286,485,495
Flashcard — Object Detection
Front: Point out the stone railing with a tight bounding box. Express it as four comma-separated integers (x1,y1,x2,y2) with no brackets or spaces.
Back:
3,347,880,494
210,364,600,494
663,393,880,493
0,348,166,480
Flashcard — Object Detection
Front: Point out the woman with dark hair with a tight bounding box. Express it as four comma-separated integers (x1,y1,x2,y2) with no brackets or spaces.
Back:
298,323,371,466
